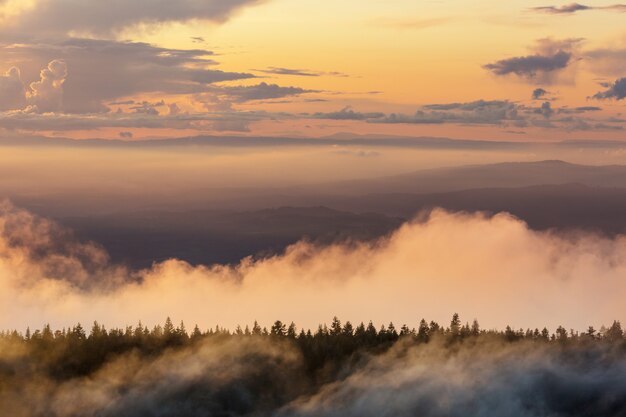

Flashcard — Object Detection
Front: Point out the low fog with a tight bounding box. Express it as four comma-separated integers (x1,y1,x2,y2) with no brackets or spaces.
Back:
1,328,624,417
1,200,624,332
279,337,626,417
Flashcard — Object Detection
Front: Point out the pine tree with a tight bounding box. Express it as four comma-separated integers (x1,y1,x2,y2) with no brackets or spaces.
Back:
330,317,342,336
450,313,461,337
163,317,175,337
270,320,286,336
287,322,297,338
417,319,430,342
471,319,480,336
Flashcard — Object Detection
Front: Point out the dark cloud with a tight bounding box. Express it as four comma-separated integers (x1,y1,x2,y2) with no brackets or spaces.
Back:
309,100,624,132
592,77,626,100
255,67,320,77
1,96,621,134
484,51,571,77
532,3,591,14
532,88,549,100
253,67,350,78
212,82,314,103
129,100,166,115
557,106,602,114
484,38,581,82
0,39,255,113
536,101,554,118
118,131,133,138
380,100,522,125
531,3,626,14
312,107,385,121
196,82,316,111
1,0,267,36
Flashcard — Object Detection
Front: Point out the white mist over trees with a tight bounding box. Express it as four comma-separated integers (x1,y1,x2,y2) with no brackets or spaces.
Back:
0,201,625,331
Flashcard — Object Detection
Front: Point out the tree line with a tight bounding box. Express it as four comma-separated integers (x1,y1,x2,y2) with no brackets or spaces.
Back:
1,314,624,380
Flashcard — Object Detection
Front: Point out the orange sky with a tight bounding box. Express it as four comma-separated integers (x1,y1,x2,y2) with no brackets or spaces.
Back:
0,0,624,140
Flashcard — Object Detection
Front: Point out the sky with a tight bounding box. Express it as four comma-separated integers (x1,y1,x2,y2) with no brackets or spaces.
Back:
0,0,625,141
0,1,626,332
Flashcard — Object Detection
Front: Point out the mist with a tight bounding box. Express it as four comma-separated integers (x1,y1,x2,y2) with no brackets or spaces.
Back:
3,139,626,217
279,337,626,417
1,201,624,332
1,327,624,417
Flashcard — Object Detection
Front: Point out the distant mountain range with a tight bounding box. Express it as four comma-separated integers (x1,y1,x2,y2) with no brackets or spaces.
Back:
10,158,626,266
4,133,626,150
307,160,626,195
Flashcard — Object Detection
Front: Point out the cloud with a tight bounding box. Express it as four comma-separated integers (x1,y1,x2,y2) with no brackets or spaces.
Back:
252,67,351,78
536,101,554,118
208,82,314,103
0,0,268,36
531,3,626,14
592,77,626,100
0,60,68,113
2,203,626,332
129,100,166,115
0,201,127,290
167,102,181,116
558,106,602,114
196,82,316,111
308,100,623,131
532,88,549,100
0,39,255,113
484,51,571,78
0,109,273,132
313,107,385,121
378,100,522,126
484,38,581,82
0,67,25,111
531,3,591,14
1,96,621,134
254,67,321,77
26,59,67,113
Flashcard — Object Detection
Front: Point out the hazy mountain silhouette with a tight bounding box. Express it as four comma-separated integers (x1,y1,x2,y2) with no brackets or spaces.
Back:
311,160,626,195
62,207,403,268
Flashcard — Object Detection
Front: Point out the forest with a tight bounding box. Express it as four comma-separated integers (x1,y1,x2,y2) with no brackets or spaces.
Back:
1,314,624,417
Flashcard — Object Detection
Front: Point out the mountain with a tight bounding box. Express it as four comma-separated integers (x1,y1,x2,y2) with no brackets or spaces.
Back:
61,207,403,268
310,160,626,195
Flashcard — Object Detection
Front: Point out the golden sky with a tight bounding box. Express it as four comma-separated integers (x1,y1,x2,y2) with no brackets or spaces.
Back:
0,0,625,140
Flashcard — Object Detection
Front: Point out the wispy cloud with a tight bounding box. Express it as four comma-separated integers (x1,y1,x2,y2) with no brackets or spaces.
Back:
253,67,350,78
531,3,626,14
